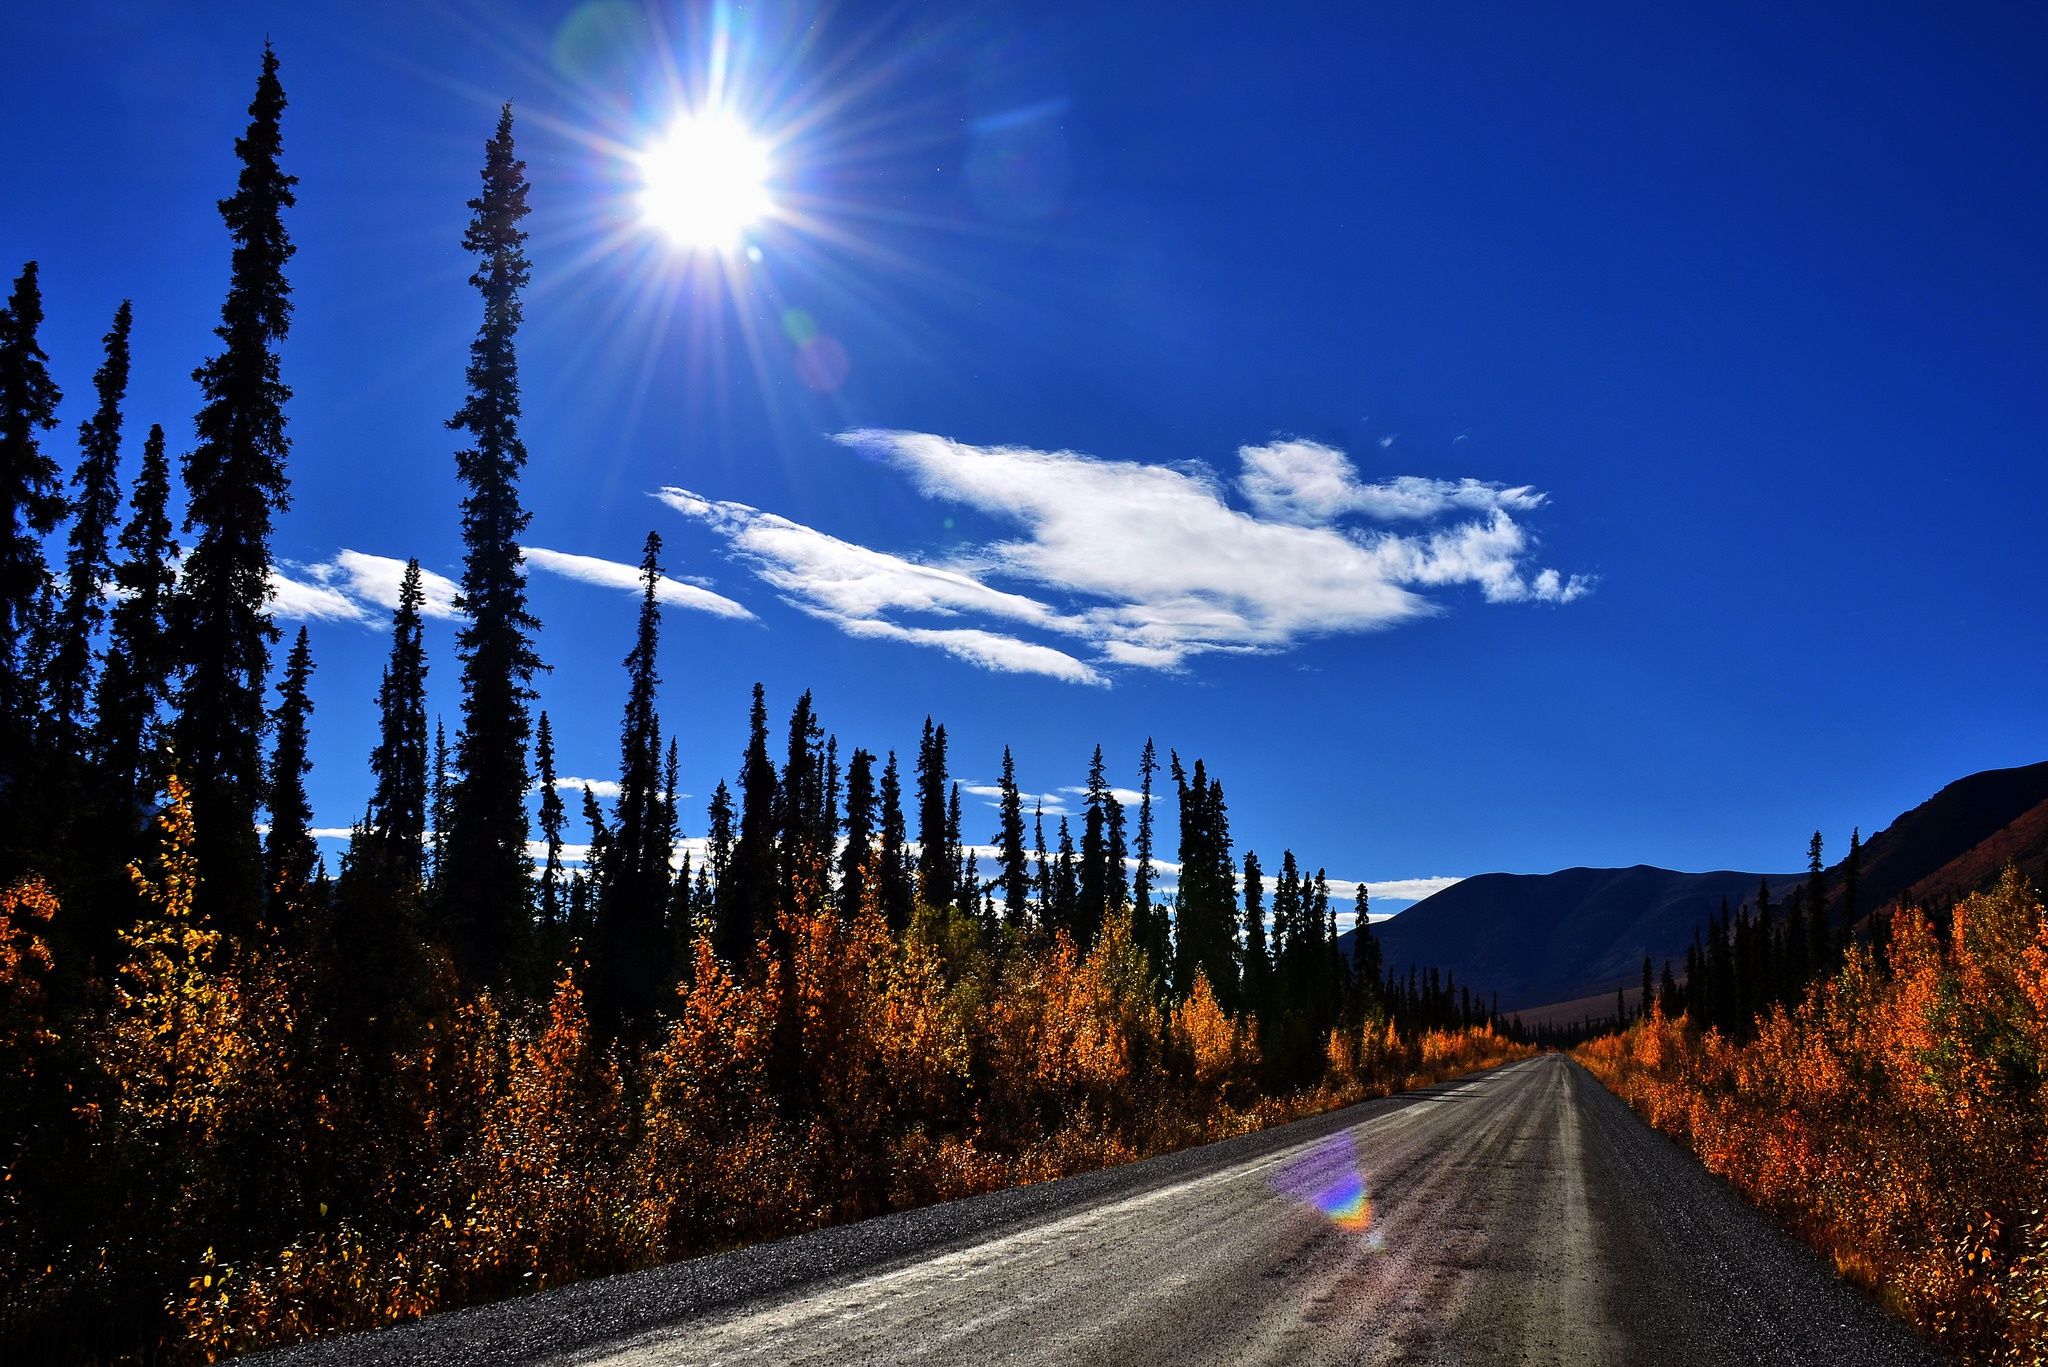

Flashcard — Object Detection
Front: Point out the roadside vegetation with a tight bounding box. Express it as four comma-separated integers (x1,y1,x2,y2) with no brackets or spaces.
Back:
1578,867,2048,1365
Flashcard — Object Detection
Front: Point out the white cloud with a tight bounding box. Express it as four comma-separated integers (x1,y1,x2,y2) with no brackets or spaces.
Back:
555,776,622,799
271,569,379,625
1235,439,1547,527
657,490,1101,683
316,551,463,619
522,546,754,621
658,431,1587,681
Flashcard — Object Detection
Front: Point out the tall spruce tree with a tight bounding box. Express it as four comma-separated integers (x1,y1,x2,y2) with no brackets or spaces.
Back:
778,691,830,913
427,719,450,889
915,717,951,909
718,683,779,961
534,711,565,931
996,746,1029,927
596,532,671,1032
838,747,877,915
0,261,65,823
95,424,179,806
49,301,132,741
366,560,430,883
441,103,545,987
1805,830,1829,973
1841,828,1861,951
1169,754,1238,1002
1241,850,1269,1010
866,750,906,931
264,627,317,928
175,47,297,933
705,779,734,895
1133,738,1161,967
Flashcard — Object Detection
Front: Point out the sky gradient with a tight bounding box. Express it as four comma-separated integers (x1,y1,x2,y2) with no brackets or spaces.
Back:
4,1,2045,912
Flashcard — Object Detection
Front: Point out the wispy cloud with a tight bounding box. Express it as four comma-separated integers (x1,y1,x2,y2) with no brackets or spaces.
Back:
272,551,460,626
522,546,755,621
270,569,379,625
657,431,1587,681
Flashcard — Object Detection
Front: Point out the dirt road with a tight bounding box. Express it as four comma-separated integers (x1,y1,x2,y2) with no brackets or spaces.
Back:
271,1054,1945,1366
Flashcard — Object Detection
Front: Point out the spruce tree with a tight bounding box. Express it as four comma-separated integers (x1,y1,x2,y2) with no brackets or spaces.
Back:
915,717,951,909
838,747,877,916
706,779,734,893
534,711,565,931
596,532,671,1032
1052,816,1078,933
366,560,429,883
175,47,298,933
49,301,132,742
95,423,179,806
877,750,911,932
1080,745,1109,941
1841,827,1861,951
427,718,450,888
1241,850,1268,1009
0,261,65,818
718,683,779,961
1032,801,1050,921
778,690,829,912
263,627,316,928
1133,739,1161,967
1351,883,1381,1003
1805,831,1829,975
440,103,545,987
996,746,1029,927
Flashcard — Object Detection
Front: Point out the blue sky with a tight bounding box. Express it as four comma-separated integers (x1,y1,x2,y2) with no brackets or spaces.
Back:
4,1,2045,912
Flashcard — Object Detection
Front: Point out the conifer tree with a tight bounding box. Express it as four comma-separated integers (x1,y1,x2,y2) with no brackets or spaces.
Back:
1133,738,1161,966
1032,801,1050,920
718,683,778,960
996,746,1029,927
596,532,671,1031
1241,850,1268,1009
1805,830,1829,974
1080,745,1110,941
49,301,132,742
1052,816,1078,932
441,103,544,987
1841,827,1861,951
366,560,429,883
175,47,298,934
946,781,966,912
705,779,734,894
915,718,951,909
0,260,64,775
838,747,877,916
95,424,179,806
777,691,829,913
427,718,449,888
877,750,911,931
534,711,565,931
264,627,317,927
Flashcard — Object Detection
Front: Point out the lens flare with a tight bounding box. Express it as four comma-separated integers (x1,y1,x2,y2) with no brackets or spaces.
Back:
637,111,772,250
1273,1132,1379,1243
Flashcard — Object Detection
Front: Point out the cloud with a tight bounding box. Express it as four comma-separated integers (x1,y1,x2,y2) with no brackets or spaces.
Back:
656,490,1101,683
658,431,1588,681
1235,439,1545,526
522,546,755,621
271,569,379,625
271,551,460,626
317,551,463,618
554,776,622,799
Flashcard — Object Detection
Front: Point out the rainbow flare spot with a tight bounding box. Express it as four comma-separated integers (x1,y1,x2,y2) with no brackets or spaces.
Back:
1273,1132,1378,1241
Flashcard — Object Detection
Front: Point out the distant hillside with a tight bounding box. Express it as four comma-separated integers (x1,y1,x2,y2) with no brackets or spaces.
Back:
1821,760,2048,923
1344,758,2048,1017
1348,865,1798,1013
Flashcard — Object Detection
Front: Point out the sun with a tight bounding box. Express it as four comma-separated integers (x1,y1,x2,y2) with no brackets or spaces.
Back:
636,111,773,251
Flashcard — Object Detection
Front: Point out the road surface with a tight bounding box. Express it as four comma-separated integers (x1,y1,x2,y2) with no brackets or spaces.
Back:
270,1054,1946,1366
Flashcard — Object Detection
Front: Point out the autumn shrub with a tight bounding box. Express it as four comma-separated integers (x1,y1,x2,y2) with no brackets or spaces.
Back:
3,787,1533,1363
1578,867,2048,1366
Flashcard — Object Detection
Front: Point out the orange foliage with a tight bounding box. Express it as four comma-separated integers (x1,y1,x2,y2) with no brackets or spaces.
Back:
1577,868,2048,1365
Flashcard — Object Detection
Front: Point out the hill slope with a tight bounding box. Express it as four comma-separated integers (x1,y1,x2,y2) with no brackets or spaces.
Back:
1354,865,1797,1012
1347,758,2048,1016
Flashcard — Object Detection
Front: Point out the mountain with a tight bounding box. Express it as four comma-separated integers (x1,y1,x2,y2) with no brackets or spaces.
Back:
1821,760,2048,923
1343,759,2048,1016
1352,865,1798,1013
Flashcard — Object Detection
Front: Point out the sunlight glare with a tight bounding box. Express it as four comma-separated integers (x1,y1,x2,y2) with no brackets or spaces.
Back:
637,111,772,251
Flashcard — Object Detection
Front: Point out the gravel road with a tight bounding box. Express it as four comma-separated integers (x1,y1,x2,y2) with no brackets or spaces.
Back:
263,1053,1948,1366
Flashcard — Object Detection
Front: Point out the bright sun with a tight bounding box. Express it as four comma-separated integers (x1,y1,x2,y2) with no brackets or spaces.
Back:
637,112,773,251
